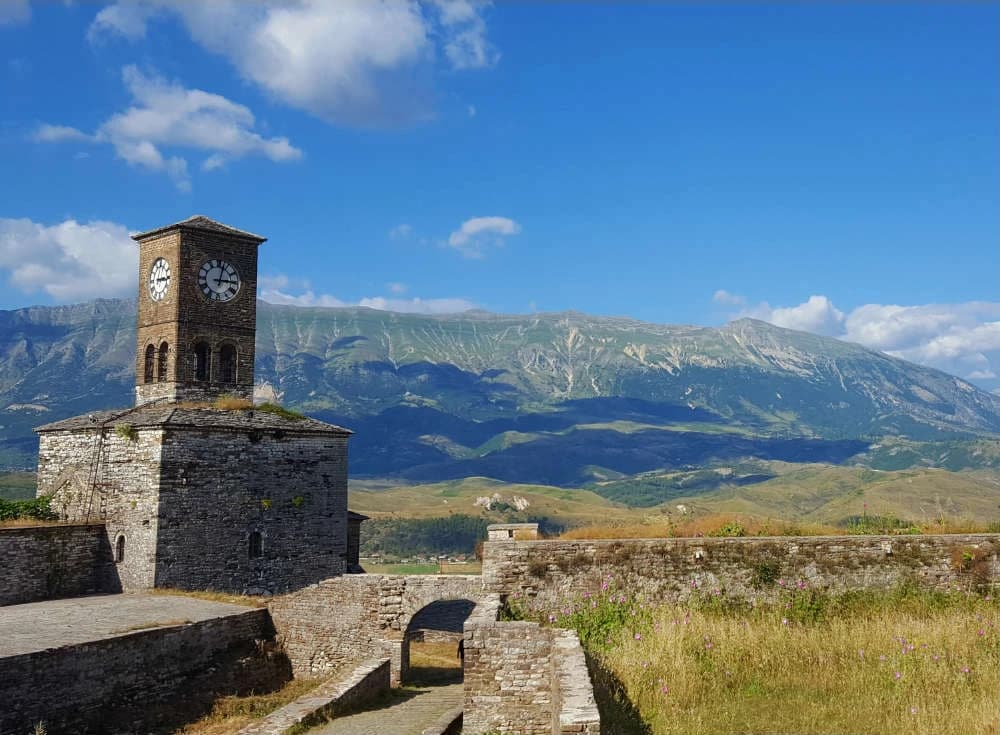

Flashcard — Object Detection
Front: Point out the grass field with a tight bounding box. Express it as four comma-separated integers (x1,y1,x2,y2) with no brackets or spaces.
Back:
361,561,482,575
530,586,1000,735
0,472,36,500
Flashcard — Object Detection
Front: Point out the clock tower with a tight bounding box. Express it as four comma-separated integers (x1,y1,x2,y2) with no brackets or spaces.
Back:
134,215,265,406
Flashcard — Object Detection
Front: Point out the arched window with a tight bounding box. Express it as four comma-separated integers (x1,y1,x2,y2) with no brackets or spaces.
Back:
115,534,126,563
249,531,263,559
194,341,211,382
219,344,237,384
157,342,169,383
143,345,155,384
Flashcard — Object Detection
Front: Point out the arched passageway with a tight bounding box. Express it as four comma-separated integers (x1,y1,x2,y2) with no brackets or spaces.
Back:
401,598,476,686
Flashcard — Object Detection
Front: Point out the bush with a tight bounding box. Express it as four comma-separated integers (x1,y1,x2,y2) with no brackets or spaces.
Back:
255,403,306,421
0,496,58,522
114,423,138,441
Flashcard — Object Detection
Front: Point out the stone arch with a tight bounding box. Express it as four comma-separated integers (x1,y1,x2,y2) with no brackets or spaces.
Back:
400,597,476,685
218,342,237,384
143,344,155,384
193,340,211,382
157,341,169,382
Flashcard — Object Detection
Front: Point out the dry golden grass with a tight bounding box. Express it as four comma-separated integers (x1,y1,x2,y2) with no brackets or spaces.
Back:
559,513,841,540
172,677,321,735
599,599,1000,735
150,588,267,608
213,395,254,411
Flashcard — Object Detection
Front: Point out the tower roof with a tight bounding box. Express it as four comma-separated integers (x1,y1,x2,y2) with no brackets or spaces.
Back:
132,215,267,243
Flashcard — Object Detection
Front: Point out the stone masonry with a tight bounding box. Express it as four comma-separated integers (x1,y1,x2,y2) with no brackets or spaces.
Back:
36,408,350,593
0,523,109,605
482,533,1000,609
134,216,263,406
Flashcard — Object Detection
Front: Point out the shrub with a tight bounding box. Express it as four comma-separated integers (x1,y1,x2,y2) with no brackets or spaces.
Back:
114,423,138,442
711,521,747,538
0,496,58,522
751,560,781,588
527,558,548,578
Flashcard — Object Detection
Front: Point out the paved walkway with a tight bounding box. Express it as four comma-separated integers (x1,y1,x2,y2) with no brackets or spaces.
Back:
0,593,257,657
307,683,463,735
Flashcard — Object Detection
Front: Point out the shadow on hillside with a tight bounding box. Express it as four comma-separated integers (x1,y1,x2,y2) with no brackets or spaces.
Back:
585,651,651,735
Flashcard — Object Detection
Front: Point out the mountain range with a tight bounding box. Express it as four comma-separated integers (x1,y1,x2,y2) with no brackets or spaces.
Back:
2,299,999,492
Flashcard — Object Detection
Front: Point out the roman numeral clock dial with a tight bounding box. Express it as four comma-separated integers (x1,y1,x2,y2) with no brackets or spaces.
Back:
198,259,241,302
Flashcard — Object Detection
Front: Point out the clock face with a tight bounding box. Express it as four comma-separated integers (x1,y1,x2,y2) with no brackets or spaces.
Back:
148,258,171,301
198,259,241,302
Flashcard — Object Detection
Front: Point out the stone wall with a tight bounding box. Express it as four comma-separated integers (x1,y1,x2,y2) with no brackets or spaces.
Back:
482,534,1000,608
37,427,164,590
155,428,349,594
268,573,482,684
235,658,391,735
0,608,272,735
552,630,600,735
0,523,110,606
462,595,598,735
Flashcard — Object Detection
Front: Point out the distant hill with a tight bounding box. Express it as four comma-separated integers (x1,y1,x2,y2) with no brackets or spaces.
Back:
1,299,999,485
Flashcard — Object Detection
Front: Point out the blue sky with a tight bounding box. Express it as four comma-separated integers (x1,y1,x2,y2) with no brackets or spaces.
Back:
1,2,998,389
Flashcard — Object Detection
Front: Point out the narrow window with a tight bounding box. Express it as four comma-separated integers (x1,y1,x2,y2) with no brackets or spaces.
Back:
219,344,237,384
157,342,169,383
143,345,155,384
115,534,126,563
249,531,263,559
194,341,211,382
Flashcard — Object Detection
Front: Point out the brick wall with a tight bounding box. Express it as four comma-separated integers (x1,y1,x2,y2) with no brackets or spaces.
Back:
0,608,272,735
482,534,1000,609
0,523,110,606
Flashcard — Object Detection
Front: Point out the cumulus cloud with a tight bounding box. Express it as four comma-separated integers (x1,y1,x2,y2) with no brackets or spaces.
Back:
0,218,137,301
34,66,301,191
447,216,521,257
88,0,497,127
259,274,475,314
0,0,30,26
718,290,1000,388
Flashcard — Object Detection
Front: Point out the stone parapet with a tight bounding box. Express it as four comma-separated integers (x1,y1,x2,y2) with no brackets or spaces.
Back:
0,523,110,606
482,534,1000,609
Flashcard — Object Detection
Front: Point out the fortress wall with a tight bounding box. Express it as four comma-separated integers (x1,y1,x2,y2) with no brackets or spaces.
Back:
462,595,598,735
0,608,273,735
482,534,1000,609
268,574,482,682
0,523,108,606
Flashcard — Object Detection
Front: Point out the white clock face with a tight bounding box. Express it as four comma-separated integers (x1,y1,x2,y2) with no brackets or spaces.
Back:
198,259,241,302
148,258,171,301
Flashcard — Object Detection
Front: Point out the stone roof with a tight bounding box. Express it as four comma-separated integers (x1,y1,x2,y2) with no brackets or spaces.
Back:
132,215,267,243
347,510,370,522
35,405,351,435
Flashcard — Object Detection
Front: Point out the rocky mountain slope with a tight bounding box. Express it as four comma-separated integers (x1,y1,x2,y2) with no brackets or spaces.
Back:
1,299,998,482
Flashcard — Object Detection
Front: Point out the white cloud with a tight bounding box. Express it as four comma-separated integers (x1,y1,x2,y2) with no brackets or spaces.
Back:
387,282,408,294
467,104,477,118
35,66,301,191
0,218,137,301
33,125,93,143
88,0,498,127
719,291,1000,388
389,223,414,240
0,0,30,26
259,275,474,314
712,289,745,306
447,216,521,257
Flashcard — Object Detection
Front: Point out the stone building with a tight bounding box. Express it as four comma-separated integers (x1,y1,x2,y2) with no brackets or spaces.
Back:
35,216,353,594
